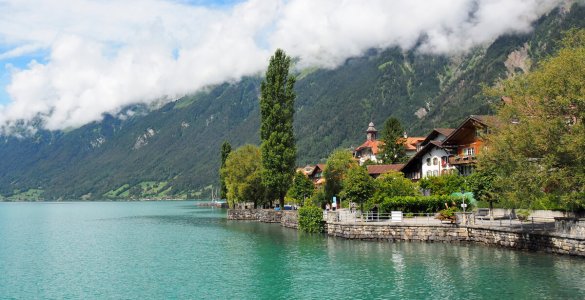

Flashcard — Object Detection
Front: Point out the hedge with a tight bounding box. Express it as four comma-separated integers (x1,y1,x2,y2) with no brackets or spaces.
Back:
378,195,471,213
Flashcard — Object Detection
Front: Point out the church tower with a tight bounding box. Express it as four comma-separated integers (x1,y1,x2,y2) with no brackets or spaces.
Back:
366,122,377,141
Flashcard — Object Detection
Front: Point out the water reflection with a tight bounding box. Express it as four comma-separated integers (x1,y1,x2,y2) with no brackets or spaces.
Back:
2,202,585,299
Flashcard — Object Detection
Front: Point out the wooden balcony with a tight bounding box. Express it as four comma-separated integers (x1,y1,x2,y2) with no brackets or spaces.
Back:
449,155,477,165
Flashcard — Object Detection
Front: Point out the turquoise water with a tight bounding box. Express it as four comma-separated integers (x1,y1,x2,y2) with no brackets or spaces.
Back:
1,201,585,299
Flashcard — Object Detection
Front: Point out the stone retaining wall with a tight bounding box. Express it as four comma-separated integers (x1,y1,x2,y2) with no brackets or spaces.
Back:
281,211,299,229
469,226,585,256
227,209,298,227
327,223,469,242
327,222,585,256
227,209,266,221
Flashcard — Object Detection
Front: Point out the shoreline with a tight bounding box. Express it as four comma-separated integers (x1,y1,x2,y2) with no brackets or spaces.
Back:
228,208,585,257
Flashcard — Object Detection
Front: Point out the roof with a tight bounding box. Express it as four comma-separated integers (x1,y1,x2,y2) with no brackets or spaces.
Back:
306,164,326,177
434,128,455,137
442,115,494,146
419,128,455,147
470,115,497,127
404,137,425,150
354,139,384,155
367,164,404,175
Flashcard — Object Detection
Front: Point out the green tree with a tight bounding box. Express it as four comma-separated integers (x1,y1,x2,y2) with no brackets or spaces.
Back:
287,171,314,206
380,117,406,163
221,144,265,209
260,49,297,209
369,171,420,208
341,166,375,210
466,168,497,202
219,141,232,200
482,29,585,210
324,150,358,204
419,174,467,196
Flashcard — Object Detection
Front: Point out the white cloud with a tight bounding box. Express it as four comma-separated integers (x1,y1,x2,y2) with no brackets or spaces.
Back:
0,0,565,132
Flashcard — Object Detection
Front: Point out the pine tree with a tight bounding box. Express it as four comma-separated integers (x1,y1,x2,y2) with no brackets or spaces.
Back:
260,49,297,208
380,117,406,163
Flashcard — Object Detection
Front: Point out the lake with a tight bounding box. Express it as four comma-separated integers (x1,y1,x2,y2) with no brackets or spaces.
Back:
1,201,584,299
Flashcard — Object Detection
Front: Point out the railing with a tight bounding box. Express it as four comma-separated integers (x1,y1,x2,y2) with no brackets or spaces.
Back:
325,210,558,232
328,211,444,225
473,215,556,231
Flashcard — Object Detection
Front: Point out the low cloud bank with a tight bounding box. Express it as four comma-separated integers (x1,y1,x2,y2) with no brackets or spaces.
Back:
0,0,564,132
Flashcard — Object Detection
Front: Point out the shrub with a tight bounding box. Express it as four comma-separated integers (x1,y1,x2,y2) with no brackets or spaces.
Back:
419,174,467,195
378,195,471,213
516,209,531,221
436,206,459,223
298,206,324,233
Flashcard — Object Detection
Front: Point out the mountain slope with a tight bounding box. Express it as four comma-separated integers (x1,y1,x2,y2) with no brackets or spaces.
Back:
1,4,584,200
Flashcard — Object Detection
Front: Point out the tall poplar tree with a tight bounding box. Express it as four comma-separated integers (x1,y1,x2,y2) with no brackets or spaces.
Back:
219,141,232,200
260,49,297,209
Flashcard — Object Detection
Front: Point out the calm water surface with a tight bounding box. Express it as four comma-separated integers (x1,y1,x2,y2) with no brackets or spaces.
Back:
1,201,585,299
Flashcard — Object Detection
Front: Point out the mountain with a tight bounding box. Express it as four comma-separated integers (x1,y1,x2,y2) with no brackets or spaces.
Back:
1,4,584,201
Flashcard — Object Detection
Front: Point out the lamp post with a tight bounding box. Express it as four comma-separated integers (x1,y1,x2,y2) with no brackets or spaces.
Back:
461,189,467,213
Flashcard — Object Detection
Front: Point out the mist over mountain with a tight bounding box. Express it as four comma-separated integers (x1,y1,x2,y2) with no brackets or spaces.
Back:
0,3,584,200
0,0,568,133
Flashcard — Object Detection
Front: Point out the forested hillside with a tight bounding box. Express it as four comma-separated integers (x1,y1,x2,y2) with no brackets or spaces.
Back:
1,5,584,200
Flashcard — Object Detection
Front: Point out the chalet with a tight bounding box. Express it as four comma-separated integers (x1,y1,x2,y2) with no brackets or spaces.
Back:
401,141,455,180
441,115,493,176
401,127,455,180
400,115,491,180
307,164,326,186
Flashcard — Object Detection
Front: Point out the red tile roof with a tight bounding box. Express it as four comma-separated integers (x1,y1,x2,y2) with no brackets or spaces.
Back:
404,137,425,150
355,140,384,155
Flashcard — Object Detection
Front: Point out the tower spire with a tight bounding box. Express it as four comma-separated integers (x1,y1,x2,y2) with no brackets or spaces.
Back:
366,122,377,141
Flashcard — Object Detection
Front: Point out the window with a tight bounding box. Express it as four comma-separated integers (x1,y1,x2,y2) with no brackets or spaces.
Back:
432,157,439,165
426,158,431,166
464,147,475,156
427,171,432,177
432,170,438,177
441,156,448,167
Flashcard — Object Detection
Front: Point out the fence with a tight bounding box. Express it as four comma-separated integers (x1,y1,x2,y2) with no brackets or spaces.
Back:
328,211,444,225
325,209,558,232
